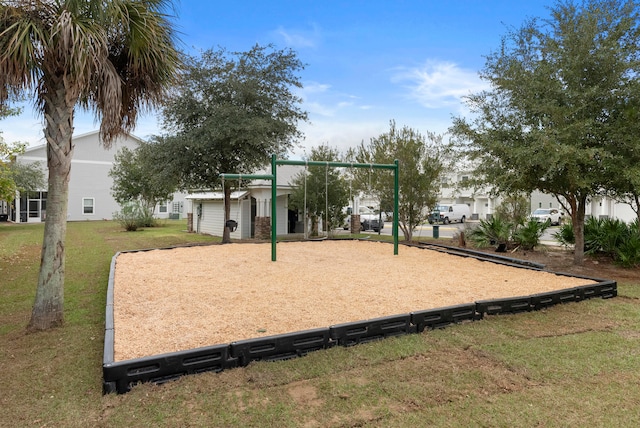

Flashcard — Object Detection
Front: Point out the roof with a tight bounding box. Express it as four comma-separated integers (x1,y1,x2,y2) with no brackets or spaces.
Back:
185,190,250,201
22,130,145,154
246,164,300,188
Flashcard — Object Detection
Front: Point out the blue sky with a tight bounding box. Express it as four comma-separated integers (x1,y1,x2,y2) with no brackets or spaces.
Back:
1,0,552,158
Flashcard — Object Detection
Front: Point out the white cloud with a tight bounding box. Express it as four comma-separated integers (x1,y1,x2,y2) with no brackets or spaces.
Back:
301,82,331,94
274,24,320,49
304,101,338,117
294,119,386,158
392,60,488,109
299,81,366,118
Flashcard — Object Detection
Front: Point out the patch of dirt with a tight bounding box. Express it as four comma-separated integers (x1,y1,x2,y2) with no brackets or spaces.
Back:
477,246,640,284
112,241,597,361
288,381,323,407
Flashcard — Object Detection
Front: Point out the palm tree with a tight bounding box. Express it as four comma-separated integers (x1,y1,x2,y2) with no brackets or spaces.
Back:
0,0,181,330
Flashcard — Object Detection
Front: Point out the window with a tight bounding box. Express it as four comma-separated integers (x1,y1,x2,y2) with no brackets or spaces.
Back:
82,198,95,215
172,202,182,213
159,201,168,213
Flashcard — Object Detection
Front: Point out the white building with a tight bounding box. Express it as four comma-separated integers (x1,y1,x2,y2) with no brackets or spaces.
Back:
440,170,638,223
186,165,304,239
9,131,186,223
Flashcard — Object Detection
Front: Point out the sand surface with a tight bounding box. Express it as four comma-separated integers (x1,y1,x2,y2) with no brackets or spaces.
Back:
113,241,595,361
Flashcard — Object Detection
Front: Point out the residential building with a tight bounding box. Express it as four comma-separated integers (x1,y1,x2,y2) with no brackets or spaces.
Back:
8,131,185,223
440,171,638,223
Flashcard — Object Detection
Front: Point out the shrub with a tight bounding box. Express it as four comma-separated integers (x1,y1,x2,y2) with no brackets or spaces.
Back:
586,217,628,257
113,201,156,231
553,220,574,248
494,194,530,227
615,232,640,268
555,217,640,267
513,218,549,250
467,216,512,250
137,205,157,228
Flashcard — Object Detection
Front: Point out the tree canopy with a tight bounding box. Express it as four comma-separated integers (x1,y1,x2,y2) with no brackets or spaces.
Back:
0,0,181,330
1,106,43,202
450,0,640,264
154,44,308,242
288,144,350,237
354,121,450,241
109,142,179,216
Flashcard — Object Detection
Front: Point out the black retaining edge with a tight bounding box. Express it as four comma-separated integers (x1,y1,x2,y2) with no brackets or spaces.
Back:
575,280,617,300
230,328,331,366
476,296,533,315
103,343,236,394
329,313,414,346
411,303,478,332
104,243,617,394
416,242,546,270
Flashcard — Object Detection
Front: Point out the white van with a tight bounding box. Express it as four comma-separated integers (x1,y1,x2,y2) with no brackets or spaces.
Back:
428,204,471,224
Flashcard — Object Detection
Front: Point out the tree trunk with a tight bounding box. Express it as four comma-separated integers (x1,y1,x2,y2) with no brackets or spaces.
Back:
222,183,231,243
311,215,318,237
400,221,411,241
569,195,587,265
28,84,75,331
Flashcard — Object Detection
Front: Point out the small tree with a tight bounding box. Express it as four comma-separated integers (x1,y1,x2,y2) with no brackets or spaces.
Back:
355,121,450,241
109,142,178,223
288,144,349,236
1,106,43,202
494,193,530,229
0,140,23,202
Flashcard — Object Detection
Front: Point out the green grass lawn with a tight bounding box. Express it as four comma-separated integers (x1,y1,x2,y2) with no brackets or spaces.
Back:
1,220,639,427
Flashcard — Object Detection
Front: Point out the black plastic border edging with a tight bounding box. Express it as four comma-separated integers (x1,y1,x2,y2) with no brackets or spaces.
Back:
417,241,546,270
411,303,479,332
329,314,414,346
230,328,331,366
103,243,617,394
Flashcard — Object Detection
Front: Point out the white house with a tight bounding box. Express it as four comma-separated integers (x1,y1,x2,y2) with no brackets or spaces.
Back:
186,164,305,239
9,131,186,223
440,170,638,223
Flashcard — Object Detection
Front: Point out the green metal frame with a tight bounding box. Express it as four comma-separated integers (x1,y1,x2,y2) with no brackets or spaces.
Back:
221,154,399,261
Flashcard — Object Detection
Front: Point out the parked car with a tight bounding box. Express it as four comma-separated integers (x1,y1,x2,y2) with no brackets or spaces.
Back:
343,206,384,232
531,208,563,225
428,204,471,224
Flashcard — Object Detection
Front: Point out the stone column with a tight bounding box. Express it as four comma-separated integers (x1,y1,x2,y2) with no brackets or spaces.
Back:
255,216,271,240
187,213,193,233
350,214,361,233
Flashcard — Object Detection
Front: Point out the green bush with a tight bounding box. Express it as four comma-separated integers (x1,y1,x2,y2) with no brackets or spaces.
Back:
615,231,640,268
554,217,640,267
113,202,156,231
467,216,512,249
553,220,575,248
585,217,628,257
513,218,549,250
136,205,157,228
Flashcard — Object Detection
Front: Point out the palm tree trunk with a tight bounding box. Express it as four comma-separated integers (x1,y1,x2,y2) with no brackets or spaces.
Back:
28,84,74,331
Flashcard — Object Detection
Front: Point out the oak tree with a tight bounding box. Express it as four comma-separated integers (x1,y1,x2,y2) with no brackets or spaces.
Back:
154,45,308,242
451,0,640,264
